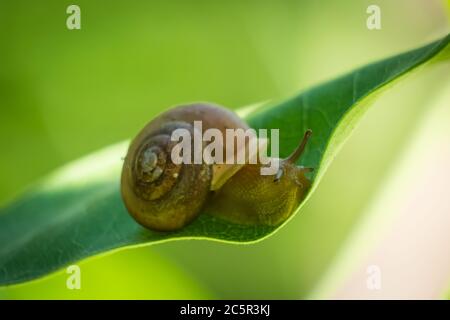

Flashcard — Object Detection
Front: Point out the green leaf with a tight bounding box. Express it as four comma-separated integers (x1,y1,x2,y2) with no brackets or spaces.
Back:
1,34,448,286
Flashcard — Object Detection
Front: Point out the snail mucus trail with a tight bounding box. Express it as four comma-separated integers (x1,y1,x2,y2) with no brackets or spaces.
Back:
121,103,313,231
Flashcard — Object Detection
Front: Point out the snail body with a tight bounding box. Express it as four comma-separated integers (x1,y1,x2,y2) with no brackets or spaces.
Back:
121,103,312,231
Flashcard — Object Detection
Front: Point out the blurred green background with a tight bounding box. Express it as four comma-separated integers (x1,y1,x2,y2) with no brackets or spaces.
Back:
0,0,448,299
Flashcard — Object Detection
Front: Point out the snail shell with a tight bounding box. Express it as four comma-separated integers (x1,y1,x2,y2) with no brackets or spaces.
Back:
121,103,250,231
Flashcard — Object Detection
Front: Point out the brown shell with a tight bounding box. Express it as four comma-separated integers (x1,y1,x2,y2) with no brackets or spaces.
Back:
121,103,249,231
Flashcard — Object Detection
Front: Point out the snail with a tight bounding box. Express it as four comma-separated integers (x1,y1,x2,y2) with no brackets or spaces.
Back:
121,103,313,231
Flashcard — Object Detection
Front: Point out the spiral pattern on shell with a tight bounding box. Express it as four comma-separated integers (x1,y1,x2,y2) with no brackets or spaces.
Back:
121,121,212,231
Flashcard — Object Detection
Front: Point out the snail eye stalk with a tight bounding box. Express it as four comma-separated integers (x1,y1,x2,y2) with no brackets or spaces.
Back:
286,129,312,164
